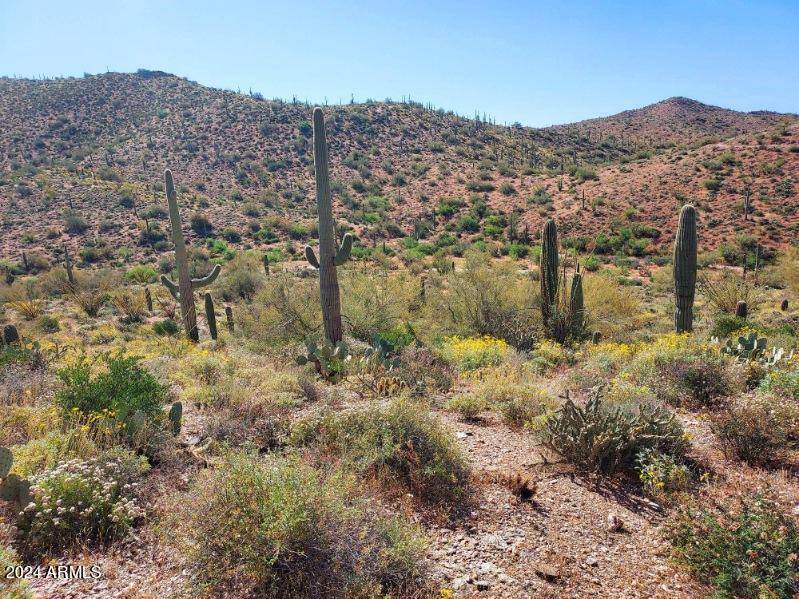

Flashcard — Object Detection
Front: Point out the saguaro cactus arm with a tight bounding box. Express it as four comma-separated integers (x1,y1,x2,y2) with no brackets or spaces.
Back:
193,264,221,287
334,233,353,266
305,245,320,269
160,274,180,300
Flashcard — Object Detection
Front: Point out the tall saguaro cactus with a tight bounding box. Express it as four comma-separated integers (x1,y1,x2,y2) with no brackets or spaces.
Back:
540,219,559,327
673,204,697,333
159,169,221,342
304,108,352,344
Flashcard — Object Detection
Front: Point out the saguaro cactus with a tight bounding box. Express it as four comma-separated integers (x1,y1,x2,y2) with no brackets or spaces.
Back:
159,169,221,342
540,219,559,327
304,108,352,344
569,271,585,333
204,293,218,340
673,204,697,333
263,254,270,275
225,306,234,332
736,301,748,319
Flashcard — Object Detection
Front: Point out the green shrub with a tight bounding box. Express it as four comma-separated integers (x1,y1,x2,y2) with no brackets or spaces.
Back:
38,315,60,333
542,390,688,474
635,447,690,498
176,452,427,598
152,318,179,336
55,353,167,424
124,265,158,284
668,495,799,598
16,450,148,558
446,393,487,421
292,399,470,507
759,368,799,400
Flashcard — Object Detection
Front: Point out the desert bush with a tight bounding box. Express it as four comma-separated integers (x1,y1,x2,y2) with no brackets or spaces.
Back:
123,265,158,284
775,245,799,294
0,542,32,598
55,353,167,425
62,209,88,234
759,367,799,401
712,394,798,465
340,268,415,341
3,280,43,320
424,249,540,349
437,335,510,371
582,273,643,340
69,270,117,317
623,333,738,407
174,452,427,598
16,450,148,559
152,318,179,336
446,393,487,421
635,447,690,498
38,315,60,333
292,399,470,507
112,291,147,323
542,389,688,474
667,494,799,598
240,273,321,345
698,269,762,314
217,253,265,301
395,345,454,396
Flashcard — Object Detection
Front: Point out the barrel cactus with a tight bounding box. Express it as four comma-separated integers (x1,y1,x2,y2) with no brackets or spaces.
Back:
304,108,352,344
673,205,697,333
159,169,221,342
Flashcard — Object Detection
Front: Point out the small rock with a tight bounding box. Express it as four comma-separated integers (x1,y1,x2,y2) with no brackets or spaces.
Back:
534,563,561,582
586,556,598,567
474,580,491,591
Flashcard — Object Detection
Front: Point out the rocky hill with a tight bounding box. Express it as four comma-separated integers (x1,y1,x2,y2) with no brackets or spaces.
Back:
0,71,796,267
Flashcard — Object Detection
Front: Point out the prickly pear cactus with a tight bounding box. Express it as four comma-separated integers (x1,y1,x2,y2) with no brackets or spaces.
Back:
297,338,350,381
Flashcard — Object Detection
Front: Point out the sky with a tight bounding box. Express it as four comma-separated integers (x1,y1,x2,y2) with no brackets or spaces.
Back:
1,0,797,127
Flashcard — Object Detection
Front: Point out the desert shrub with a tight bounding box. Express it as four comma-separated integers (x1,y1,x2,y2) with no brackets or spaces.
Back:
63,209,88,234
292,399,470,507
623,333,737,407
55,353,167,425
424,249,540,349
37,315,60,333
16,450,148,559
582,273,643,340
437,335,510,371
712,394,798,465
698,269,762,314
635,447,690,498
190,213,213,236
152,318,179,336
2,280,44,320
667,495,799,598
175,452,426,598
395,345,454,396
542,390,688,474
112,291,147,323
69,270,118,317
759,367,799,401
341,268,415,341
710,314,748,338
203,398,289,449
776,246,799,293
123,265,158,284
217,253,265,301
446,393,487,421
240,274,321,345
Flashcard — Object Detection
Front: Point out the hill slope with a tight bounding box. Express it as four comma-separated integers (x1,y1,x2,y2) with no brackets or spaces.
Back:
0,71,796,266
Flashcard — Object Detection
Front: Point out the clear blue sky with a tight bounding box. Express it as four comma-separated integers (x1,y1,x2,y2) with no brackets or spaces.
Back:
1,0,797,127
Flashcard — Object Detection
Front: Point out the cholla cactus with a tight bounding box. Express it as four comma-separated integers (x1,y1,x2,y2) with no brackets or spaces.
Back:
304,108,352,344
159,169,221,342
673,205,697,333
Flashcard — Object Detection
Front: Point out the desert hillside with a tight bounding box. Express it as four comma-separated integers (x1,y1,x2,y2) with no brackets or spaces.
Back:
1,71,796,268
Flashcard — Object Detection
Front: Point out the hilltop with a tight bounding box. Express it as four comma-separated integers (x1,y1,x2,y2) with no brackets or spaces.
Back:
0,71,796,266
